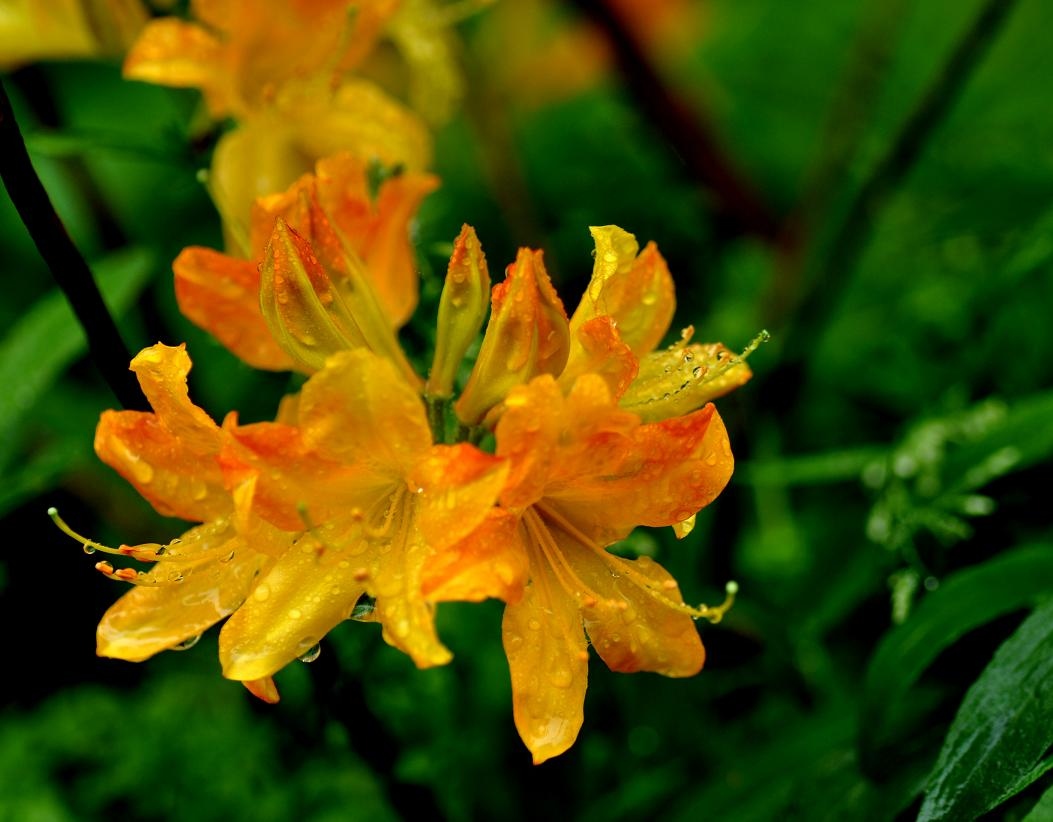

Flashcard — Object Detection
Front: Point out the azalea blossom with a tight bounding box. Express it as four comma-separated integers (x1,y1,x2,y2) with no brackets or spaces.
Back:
173,152,436,377
455,224,756,429
426,372,737,763
121,0,474,238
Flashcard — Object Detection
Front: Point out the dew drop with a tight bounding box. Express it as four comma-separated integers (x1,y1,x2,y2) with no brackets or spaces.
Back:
82,544,96,555
528,619,541,631
704,453,719,466
641,292,657,306
297,644,322,663
130,461,155,484
253,584,271,602
288,608,303,620
172,634,201,652
394,618,410,637
549,668,573,689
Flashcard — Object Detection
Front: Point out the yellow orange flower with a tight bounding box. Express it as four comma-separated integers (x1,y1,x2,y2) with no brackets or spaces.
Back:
174,152,436,375
123,0,446,237
428,372,736,763
218,348,508,678
0,0,148,69
456,225,754,427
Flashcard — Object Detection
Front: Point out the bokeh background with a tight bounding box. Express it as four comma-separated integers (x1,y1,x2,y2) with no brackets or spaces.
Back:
2,0,1051,819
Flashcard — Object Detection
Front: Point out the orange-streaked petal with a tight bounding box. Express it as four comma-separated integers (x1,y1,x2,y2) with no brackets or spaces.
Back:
411,443,509,550
220,416,389,532
495,376,564,512
220,527,367,681
97,531,264,662
549,524,704,677
123,19,231,114
174,246,297,371
503,540,589,765
558,315,639,400
370,502,453,668
570,227,675,358
423,508,529,604
455,248,570,425
621,338,753,422
94,345,228,521
299,349,431,477
548,403,734,545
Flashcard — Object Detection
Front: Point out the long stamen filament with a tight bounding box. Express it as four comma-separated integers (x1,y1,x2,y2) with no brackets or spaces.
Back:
49,507,163,559
523,508,605,607
535,502,738,623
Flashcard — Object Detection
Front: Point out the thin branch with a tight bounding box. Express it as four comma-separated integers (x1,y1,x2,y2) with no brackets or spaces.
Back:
570,0,782,244
0,80,146,411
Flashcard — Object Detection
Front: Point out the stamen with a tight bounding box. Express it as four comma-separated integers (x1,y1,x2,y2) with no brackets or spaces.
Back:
534,502,738,623
522,508,605,607
49,507,162,558
695,329,769,389
94,560,171,587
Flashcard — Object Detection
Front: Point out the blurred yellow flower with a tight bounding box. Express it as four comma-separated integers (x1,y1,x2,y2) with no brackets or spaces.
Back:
0,0,147,68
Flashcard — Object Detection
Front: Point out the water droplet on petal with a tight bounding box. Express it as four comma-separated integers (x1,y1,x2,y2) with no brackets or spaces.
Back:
172,634,201,652
528,619,541,631
549,668,573,689
297,644,322,663
288,608,303,620
253,584,271,602
130,461,154,484
82,544,96,555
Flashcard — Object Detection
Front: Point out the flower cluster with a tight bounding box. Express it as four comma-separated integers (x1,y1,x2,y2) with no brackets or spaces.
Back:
49,0,759,764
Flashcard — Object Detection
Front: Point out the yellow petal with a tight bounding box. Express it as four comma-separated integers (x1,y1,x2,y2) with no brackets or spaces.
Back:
299,349,431,477
548,523,704,677
174,246,298,371
220,527,367,681
123,18,232,114
494,376,564,511
97,523,264,662
285,77,433,174
570,227,675,358
423,509,529,605
620,336,753,422
370,499,452,668
503,547,589,765
456,248,570,425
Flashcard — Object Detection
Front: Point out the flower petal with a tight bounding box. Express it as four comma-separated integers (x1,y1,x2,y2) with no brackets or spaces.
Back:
370,502,453,668
503,543,589,765
558,315,639,400
123,19,231,114
97,523,264,662
455,248,570,425
174,246,297,371
548,402,734,545
220,526,367,681
219,417,386,532
423,508,529,605
94,345,227,521
570,227,675,358
547,523,704,677
299,349,431,477
620,338,753,423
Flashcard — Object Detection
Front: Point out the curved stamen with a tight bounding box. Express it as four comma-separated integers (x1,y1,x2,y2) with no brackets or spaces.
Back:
522,507,605,608
534,502,737,623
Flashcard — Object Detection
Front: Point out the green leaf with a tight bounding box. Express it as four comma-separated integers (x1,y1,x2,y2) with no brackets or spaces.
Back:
918,598,1053,821
0,247,154,466
860,544,1053,757
1023,782,1053,822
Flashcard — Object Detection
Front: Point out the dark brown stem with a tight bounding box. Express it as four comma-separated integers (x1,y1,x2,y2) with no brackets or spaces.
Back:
0,80,146,411
570,0,781,244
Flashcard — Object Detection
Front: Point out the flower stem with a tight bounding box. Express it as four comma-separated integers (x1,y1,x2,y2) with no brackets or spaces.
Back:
0,80,146,411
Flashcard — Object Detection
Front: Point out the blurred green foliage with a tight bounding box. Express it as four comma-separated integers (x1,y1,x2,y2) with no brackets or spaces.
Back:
2,0,1051,820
